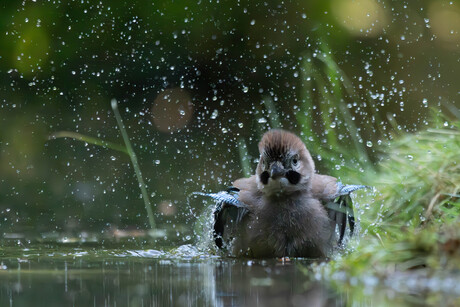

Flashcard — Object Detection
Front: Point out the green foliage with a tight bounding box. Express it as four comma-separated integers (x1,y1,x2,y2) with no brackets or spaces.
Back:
366,121,460,231
296,41,375,176
328,119,460,277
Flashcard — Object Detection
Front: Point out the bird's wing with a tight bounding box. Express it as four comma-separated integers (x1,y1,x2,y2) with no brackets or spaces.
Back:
336,183,370,196
311,174,338,201
330,183,369,244
312,174,369,245
191,188,249,248
326,194,354,245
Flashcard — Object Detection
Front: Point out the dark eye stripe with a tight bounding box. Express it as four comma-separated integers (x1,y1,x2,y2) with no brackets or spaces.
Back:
285,170,301,185
260,171,270,185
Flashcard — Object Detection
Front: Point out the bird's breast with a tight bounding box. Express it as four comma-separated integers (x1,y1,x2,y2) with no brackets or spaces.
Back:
244,197,332,257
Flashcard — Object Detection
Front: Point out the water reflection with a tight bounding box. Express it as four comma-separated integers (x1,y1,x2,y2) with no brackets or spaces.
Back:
0,256,342,306
212,260,342,307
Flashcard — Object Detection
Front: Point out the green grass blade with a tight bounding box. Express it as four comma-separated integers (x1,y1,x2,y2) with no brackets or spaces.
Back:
238,137,252,177
111,99,156,230
318,43,370,165
262,96,282,129
298,56,315,138
49,131,128,154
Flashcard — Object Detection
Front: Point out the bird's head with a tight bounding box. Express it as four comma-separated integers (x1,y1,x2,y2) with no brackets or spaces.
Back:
256,129,315,196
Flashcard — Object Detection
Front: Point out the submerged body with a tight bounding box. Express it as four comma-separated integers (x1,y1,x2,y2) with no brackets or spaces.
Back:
198,129,366,259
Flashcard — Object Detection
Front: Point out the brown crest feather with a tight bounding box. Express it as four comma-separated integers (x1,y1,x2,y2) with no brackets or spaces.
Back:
259,130,305,158
258,130,314,166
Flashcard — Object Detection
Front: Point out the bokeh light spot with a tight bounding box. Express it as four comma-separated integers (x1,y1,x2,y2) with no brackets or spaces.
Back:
14,26,50,76
428,2,460,49
331,0,389,37
151,88,194,133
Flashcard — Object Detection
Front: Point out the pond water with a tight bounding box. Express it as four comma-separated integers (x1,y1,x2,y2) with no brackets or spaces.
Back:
0,241,454,307
0,244,326,306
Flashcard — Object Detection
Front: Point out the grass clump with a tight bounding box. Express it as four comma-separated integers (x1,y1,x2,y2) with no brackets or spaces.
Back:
329,119,460,277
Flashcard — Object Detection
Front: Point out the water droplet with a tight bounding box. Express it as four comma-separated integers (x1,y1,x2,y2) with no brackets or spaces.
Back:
242,86,249,93
238,122,244,128
154,160,160,165
211,109,218,119
258,117,267,124
424,18,431,28
366,141,373,148
406,155,413,160
110,156,116,161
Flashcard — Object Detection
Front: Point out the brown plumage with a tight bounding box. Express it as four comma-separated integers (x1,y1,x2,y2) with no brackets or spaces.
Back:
206,129,364,259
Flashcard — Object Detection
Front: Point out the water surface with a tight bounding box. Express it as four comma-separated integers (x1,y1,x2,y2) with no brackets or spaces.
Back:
0,243,342,307
0,242,457,306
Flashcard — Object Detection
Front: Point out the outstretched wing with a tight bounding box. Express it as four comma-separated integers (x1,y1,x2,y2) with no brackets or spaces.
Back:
326,183,368,245
192,188,249,248
326,194,354,245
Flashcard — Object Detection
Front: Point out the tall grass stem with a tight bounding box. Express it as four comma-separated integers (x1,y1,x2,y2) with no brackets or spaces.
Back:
111,99,156,230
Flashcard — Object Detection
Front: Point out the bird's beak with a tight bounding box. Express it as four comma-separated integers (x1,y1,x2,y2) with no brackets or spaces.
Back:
270,162,286,179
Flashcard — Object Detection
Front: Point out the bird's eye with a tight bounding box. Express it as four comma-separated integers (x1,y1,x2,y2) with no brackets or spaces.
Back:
291,155,299,166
